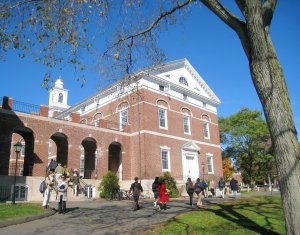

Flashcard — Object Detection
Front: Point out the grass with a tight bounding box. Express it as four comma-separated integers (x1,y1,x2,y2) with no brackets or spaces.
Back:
0,203,47,221
146,195,285,235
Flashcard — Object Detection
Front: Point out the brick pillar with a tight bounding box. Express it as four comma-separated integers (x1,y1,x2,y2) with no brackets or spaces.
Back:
39,105,49,117
72,112,80,123
2,96,13,110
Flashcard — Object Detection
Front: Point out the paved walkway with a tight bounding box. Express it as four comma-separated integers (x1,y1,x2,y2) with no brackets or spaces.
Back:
0,192,278,235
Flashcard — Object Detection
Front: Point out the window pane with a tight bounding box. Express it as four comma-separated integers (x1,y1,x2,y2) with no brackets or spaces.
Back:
161,150,169,169
183,116,190,133
159,109,166,127
204,123,210,138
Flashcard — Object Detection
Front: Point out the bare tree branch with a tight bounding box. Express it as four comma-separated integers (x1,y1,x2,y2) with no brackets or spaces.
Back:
200,0,250,59
235,0,246,18
262,0,278,27
103,0,194,56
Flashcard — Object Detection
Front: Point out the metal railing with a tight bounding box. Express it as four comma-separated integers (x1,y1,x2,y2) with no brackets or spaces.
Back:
12,99,40,115
0,186,10,202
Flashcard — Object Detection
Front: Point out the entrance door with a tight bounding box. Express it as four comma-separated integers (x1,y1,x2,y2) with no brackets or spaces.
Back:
182,152,199,181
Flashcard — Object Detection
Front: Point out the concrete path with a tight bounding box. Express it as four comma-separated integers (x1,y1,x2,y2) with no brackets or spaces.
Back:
0,192,278,235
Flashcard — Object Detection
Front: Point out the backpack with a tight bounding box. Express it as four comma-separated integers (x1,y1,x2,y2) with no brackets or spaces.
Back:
39,180,47,194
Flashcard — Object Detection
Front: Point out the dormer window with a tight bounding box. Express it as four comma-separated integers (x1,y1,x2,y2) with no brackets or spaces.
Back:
183,94,187,100
179,76,188,86
159,85,165,91
58,93,63,103
80,106,85,113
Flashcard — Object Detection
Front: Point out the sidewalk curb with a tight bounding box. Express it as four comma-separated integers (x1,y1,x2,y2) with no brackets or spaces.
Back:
0,209,56,228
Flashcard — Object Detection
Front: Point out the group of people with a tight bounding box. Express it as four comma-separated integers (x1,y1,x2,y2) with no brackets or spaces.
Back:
42,160,81,214
128,176,170,211
186,177,206,209
185,176,240,208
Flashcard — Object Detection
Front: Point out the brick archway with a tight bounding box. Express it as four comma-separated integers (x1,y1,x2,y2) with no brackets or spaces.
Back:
50,132,68,167
108,141,122,180
81,137,97,179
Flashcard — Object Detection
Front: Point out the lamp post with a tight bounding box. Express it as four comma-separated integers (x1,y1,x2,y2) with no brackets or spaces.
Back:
201,161,205,181
12,141,22,205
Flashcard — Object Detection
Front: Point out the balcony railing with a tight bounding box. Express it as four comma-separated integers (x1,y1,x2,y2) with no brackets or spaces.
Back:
1,97,127,132
12,99,40,115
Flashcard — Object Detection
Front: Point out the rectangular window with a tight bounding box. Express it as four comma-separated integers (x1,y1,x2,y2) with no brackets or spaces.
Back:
94,119,100,127
183,116,191,134
207,155,214,174
120,110,128,131
183,94,187,100
159,85,165,91
161,149,170,172
159,108,167,129
20,145,25,157
203,122,210,139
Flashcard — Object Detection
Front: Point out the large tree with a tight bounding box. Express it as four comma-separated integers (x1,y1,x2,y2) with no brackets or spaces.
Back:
219,108,276,185
1,0,299,233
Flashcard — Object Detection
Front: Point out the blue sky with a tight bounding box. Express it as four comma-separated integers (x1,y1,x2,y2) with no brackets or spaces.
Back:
0,1,299,138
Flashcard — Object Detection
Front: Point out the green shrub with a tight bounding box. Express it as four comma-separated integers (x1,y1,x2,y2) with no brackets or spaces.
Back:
98,171,120,199
160,172,179,198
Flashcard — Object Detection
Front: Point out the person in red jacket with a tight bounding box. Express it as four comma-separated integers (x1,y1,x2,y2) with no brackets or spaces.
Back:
159,179,170,210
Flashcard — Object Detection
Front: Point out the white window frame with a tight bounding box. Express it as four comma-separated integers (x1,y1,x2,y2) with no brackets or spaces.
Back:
161,147,171,172
183,115,191,135
94,119,100,127
120,109,128,131
203,122,210,139
206,154,214,174
158,108,168,129
20,144,25,157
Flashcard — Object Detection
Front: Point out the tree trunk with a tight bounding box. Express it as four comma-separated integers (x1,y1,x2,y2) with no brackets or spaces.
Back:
245,2,300,234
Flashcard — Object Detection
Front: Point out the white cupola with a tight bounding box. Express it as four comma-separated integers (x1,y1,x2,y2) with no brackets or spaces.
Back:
48,77,70,117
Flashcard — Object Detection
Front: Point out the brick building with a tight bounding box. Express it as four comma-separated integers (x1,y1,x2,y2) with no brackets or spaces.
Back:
0,59,222,199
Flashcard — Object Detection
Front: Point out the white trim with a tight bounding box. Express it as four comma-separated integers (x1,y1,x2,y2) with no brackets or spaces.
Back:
206,154,214,174
161,147,171,172
158,107,168,130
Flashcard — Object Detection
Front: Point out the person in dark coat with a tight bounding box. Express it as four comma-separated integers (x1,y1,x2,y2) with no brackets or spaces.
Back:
47,159,57,172
230,177,239,198
186,177,194,207
129,177,143,211
152,177,160,209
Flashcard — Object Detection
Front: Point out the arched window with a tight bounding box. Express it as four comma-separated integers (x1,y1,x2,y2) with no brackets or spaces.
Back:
58,93,63,103
179,76,189,86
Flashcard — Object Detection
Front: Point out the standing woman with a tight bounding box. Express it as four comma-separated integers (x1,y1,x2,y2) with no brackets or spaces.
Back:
159,179,170,210
186,178,195,207
57,175,68,214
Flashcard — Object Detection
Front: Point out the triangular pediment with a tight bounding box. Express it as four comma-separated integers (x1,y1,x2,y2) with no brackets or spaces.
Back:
143,59,221,105
182,141,200,152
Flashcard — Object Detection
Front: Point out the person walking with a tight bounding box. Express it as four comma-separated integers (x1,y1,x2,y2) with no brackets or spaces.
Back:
47,159,57,172
230,177,239,198
72,169,80,196
54,163,64,181
152,177,160,209
57,175,68,214
42,170,56,209
159,179,170,210
186,178,195,208
129,177,143,211
218,177,226,198
194,178,203,208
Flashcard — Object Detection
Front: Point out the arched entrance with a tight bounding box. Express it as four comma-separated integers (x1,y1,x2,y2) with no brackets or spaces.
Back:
81,137,97,179
50,132,68,167
108,142,122,180
12,127,35,176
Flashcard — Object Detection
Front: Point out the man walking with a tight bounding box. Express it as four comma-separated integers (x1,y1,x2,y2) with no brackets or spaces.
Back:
218,177,225,198
230,177,239,198
129,177,143,211
42,171,56,209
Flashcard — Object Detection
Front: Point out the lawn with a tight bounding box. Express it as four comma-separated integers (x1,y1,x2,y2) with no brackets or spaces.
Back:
146,195,285,235
0,203,47,221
